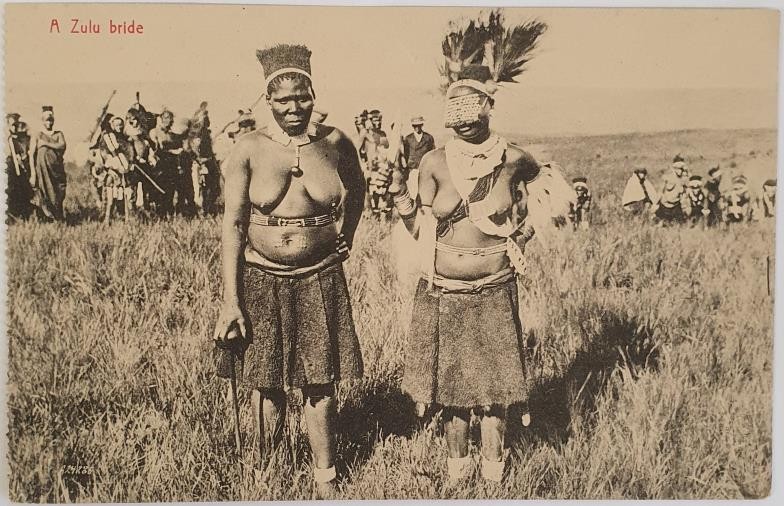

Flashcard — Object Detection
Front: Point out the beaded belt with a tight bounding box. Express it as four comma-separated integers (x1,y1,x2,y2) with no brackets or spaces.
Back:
250,211,337,227
435,241,508,256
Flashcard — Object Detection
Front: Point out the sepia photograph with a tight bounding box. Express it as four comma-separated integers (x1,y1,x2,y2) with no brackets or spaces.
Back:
3,2,780,502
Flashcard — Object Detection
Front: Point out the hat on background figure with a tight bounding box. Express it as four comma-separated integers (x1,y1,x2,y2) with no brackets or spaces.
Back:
572,176,588,189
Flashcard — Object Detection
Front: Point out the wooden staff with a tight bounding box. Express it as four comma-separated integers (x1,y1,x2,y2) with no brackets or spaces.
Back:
220,326,243,462
767,255,772,297
229,358,243,460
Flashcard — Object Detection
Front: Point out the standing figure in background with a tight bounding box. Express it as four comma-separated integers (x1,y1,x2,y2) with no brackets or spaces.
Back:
724,175,753,224
31,106,67,222
149,109,185,216
99,116,138,221
86,114,115,208
402,115,435,199
361,110,391,215
704,165,723,226
187,102,220,216
570,176,592,229
236,111,257,137
685,175,709,226
653,154,689,224
6,113,34,221
760,179,776,219
215,110,257,176
126,108,158,213
621,167,658,215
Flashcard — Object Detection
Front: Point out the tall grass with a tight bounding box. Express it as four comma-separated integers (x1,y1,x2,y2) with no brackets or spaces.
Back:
6,129,775,500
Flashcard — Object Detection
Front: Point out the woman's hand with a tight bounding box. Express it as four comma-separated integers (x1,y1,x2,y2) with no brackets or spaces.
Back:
336,233,350,256
391,165,406,193
213,302,247,343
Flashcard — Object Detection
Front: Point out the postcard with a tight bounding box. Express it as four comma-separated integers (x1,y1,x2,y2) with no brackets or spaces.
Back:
3,3,778,501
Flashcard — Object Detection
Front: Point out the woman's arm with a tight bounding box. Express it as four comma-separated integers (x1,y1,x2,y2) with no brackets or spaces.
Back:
43,131,66,152
336,131,366,250
213,140,251,341
392,150,437,239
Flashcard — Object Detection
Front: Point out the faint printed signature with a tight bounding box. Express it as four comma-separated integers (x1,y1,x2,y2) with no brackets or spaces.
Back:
62,464,95,477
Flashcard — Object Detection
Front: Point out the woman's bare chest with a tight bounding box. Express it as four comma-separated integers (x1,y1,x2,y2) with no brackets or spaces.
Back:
248,142,344,210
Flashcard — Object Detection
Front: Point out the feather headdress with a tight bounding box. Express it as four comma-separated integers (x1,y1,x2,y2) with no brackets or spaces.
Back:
439,9,547,94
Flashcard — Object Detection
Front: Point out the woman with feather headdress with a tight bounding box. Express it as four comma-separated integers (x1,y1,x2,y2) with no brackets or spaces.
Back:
388,10,572,484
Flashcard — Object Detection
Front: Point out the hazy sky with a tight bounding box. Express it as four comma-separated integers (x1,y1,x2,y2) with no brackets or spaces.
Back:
3,4,779,152
6,5,778,90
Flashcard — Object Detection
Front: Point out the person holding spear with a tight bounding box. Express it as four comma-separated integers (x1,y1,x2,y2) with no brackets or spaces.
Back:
126,107,164,212
212,44,365,496
6,113,33,221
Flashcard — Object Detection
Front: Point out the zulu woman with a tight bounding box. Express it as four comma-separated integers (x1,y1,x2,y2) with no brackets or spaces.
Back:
389,13,570,484
213,44,365,495
31,106,67,222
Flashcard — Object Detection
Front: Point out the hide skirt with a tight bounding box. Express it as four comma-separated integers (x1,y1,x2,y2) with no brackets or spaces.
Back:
215,261,364,391
401,274,529,408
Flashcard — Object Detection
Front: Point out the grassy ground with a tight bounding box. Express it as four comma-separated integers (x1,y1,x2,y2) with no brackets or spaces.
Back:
6,128,776,501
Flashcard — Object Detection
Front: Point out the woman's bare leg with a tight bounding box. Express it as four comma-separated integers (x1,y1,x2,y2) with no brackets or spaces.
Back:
251,389,285,467
480,405,506,482
444,408,471,481
302,384,337,496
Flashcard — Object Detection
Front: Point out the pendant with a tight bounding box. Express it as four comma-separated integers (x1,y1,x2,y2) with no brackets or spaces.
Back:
290,144,303,177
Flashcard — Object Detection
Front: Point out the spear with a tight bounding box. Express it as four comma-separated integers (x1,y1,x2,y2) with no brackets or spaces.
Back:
8,134,21,177
85,90,117,143
132,163,166,194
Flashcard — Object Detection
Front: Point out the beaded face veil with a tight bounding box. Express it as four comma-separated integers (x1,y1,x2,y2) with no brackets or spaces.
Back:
444,90,489,129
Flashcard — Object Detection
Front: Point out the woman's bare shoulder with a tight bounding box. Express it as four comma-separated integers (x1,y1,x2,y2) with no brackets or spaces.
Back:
233,128,276,154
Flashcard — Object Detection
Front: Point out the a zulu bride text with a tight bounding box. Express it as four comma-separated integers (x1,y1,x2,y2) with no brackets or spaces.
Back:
49,18,144,35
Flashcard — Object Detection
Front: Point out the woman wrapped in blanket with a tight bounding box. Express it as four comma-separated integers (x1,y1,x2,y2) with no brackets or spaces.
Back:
388,64,571,484
213,44,365,496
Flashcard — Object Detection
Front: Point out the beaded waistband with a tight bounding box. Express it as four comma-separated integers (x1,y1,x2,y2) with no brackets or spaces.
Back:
435,241,508,256
249,210,337,227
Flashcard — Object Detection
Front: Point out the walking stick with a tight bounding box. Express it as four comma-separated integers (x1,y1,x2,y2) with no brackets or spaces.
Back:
229,358,243,461
220,325,243,462
767,255,772,298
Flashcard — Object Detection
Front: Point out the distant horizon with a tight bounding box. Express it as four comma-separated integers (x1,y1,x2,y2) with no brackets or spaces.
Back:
6,4,777,162
6,83,775,163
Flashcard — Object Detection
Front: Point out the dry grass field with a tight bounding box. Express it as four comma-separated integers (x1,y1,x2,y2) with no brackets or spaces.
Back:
6,128,776,501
